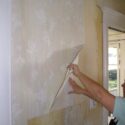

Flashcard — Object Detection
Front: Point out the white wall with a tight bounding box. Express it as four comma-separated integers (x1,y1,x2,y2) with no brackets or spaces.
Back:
0,0,11,125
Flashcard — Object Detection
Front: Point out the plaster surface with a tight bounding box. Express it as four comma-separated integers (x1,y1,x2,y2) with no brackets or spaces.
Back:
11,0,85,125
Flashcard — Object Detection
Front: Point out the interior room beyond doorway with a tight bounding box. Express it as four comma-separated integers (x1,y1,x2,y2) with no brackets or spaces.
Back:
108,28,125,97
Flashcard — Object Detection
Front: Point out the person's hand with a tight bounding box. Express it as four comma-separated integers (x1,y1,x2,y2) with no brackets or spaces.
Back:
67,64,81,77
68,78,84,94
68,78,93,98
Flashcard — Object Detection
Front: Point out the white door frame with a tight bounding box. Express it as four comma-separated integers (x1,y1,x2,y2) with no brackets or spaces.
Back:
102,7,125,125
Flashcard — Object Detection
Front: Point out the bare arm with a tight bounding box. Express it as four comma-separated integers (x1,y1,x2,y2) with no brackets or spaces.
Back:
68,64,115,113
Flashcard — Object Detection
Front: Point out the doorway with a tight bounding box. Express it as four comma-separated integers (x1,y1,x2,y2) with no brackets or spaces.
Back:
108,29,125,123
103,8,125,125
108,28,125,97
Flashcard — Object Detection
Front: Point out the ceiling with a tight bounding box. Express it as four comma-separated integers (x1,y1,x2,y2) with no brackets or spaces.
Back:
108,29,125,42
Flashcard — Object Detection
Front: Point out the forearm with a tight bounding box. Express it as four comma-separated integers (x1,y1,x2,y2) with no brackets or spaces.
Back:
78,72,115,112
68,64,115,112
78,72,103,99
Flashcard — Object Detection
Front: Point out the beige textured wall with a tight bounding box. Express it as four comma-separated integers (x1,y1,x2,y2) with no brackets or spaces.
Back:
28,0,103,125
11,0,104,125
12,0,86,124
11,0,89,125
29,101,102,125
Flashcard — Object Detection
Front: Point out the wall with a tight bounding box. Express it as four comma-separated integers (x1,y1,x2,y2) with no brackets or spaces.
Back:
29,101,102,125
0,0,11,125
28,0,103,125
11,0,103,125
11,0,88,125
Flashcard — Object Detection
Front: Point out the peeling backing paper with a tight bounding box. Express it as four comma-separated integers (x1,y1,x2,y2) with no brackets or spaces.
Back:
49,47,84,112
27,45,83,118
